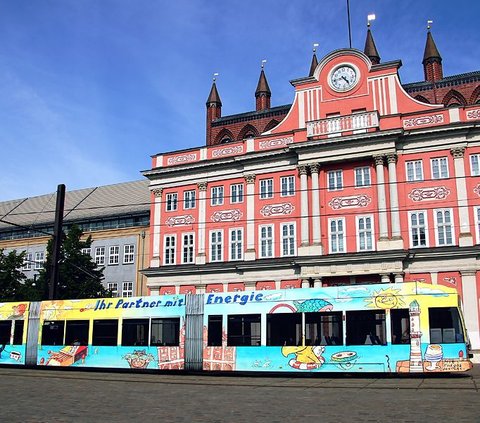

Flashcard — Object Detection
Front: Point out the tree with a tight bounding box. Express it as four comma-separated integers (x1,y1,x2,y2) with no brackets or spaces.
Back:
35,225,110,300
0,249,27,301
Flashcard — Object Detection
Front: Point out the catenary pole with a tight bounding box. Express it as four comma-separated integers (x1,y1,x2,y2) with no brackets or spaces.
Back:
49,184,65,300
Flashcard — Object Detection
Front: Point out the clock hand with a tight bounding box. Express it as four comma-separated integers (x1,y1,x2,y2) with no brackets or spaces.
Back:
341,76,349,83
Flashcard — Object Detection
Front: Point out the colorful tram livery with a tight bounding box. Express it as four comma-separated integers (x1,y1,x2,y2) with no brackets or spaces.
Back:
0,282,473,373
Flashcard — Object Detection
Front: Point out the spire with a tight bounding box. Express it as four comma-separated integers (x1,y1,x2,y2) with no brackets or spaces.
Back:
364,15,380,65
309,43,319,77
422,21,443,82
206,77,222,107
255,60,271,111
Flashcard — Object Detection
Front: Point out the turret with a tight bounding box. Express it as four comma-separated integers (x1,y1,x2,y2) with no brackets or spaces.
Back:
309,44,319,77
255,62,271,111
206,77,222,145
364,26,380,65
423,23,443,82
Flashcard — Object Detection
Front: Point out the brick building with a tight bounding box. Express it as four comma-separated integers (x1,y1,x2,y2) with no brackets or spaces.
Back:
143,28,480,359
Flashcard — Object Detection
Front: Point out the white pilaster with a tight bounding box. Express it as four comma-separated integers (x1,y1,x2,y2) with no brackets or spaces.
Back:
245,174,256,260
151,187,163,267
451,147,473,246
374,155,389,249
310,163,323,254
298,165,310,255
386,153,403,249
196,182,207,265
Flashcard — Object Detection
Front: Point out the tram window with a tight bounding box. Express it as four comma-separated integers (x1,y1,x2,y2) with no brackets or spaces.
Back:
391,309,410,344
305,312,343,346
267,313,301,346
151,318,180,346
13,320,24,345
227,314,261,346
429,307,464,343
65,320,89,346
41,320,65,346
122,319,149,346
0,321,11,344
92,319,118,346
207,315,223,346
346,310,386,346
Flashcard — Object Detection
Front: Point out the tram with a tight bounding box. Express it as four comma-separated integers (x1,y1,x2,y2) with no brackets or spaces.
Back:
0,282,473,373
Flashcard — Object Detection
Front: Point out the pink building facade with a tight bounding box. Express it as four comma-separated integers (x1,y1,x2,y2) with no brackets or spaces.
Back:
143,48,480,360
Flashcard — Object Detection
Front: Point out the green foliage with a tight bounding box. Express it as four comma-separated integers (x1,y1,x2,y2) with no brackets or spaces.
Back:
0,249,27,301
34,225,110,300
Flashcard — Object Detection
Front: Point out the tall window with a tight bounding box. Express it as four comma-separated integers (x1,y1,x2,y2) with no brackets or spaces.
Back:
22,252,33,271
431,157,449,179
355,167,371,187
34,251,45,270
107,282,118,297
259,225,274,258
230,184,244,203
122,282,133,297
210,230,223,262
164,235,176,265
108,246,119,265
211,186,224,206
357,215,373,251
166,193,178,211
475,207,480,244
281,223,295,256
183,190,196,209
229,228,243,261
123,245,135,264
329,218,345,253
327,170,343,190
435,209,454,246
470,154,480,176
182,233,195,264
280,176,295,196
260,179,273,199
406,160,423,181
94,247,105,265
409,211,427,247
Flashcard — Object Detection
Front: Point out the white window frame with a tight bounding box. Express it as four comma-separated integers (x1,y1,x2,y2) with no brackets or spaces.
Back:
108,246,120,265
260,179,273,199
94,247,105,265
470,154,480,176
164,235,176,265
183,190,196,210
182,233,195,264
81,248,91,256
210,230,223,262
408,210,428,248
327,170,343,191
22,252,33,271
108,282,118,297
229,228,243,261
280,176,295,197
356,215,374,251
122,282,133,298
166,192,178,211
259,224,274,258
230,183,244,204
123,245,135,264
354,167,371,187
328,218,345,253
280,222,296,256
431,157,449,179
434,208,454,246
406,160,424,182
211,186,224,206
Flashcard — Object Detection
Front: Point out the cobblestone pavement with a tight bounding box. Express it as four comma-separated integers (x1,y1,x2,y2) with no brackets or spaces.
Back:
1,366,479,423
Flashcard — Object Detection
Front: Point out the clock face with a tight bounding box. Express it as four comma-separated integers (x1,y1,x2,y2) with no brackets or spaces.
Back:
330,65,358,92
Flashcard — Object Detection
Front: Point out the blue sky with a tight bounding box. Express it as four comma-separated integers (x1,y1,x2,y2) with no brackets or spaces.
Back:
0,0,478,201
